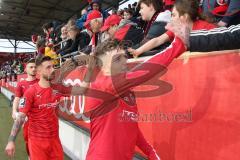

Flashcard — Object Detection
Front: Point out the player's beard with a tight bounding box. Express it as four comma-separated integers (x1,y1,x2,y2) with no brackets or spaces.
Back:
29,73,36,77
43,72,55,81
27,71,36,77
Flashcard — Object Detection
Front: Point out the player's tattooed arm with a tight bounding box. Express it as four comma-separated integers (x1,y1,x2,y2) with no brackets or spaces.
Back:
5,112,26,157
8,112,26,142
12,97,20,120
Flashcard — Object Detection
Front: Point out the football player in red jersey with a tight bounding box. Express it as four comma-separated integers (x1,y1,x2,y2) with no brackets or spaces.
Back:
51,30,188,159
12,59,38,119
5,56,64,160
12,58,38,156
5,55,95,160
71,35,188,159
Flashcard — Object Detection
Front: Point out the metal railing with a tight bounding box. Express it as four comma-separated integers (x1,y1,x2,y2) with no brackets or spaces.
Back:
56,51,80,66
53,39,69,49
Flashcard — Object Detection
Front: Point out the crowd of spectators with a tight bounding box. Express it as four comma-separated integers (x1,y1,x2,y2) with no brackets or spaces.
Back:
1,0,240,80
35,0,240,59
0,54,33,81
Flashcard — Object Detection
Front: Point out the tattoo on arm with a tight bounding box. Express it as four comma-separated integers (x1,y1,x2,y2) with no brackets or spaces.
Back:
8,113,26,142
12,97,20,112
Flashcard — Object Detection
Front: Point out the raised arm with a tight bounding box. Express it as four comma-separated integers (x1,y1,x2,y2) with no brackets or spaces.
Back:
51,55,95,95
113,37,186,96
165,19,240,52
128,33,170,57
71,55,96,95
190,24,240,52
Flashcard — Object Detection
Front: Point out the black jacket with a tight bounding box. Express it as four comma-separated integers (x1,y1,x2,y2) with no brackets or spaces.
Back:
56,39,73,55
59,32,90,56
190,24,240,52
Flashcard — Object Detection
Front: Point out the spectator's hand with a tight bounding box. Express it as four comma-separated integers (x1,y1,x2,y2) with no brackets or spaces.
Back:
128,48,141,58
87,55,96,71
165,19,190,48
73,54,89,67
5,141,15,158
53,58,78,84
217,21,227,27
60,58,77,72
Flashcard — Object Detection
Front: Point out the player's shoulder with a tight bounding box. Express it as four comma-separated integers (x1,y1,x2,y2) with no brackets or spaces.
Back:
17,79,27,86
24,83,38,95
27,78,39,86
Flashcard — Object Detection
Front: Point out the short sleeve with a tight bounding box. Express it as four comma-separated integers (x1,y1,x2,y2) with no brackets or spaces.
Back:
18,89,33,114
165,30,175,41
15,82,23,97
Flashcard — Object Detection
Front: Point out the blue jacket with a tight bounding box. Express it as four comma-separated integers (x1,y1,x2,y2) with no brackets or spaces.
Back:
202,0,240,25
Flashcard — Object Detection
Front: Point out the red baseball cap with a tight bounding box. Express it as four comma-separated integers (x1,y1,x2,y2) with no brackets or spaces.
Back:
100,14,122,32
31,35,38,44
85,10,102,28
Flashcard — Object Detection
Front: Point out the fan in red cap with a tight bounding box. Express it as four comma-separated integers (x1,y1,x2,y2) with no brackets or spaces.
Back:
31,35,38,44
100,14,122,38
84,10,103,51
84,10,103,30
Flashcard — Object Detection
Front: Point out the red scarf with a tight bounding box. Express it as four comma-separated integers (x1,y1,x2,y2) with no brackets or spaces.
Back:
144,11,160,37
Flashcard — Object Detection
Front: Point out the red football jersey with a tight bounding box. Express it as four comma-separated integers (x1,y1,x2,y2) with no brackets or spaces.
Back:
166,20,217,41
15,79,39,97
85,37,185,160
19,83,62,139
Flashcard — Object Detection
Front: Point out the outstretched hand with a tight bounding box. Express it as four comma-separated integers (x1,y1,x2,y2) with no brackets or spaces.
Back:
86,54,96,71
52,54,88,84
128,48,141,58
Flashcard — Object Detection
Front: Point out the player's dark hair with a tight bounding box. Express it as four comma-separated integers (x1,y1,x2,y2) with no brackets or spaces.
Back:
27,58,36,64
35,56,52,67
